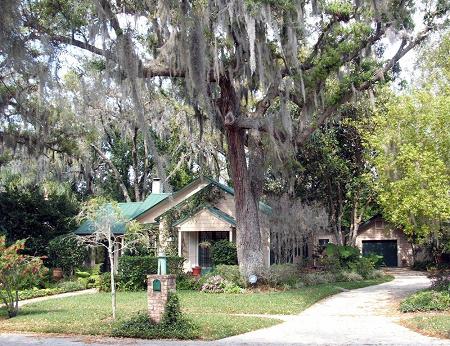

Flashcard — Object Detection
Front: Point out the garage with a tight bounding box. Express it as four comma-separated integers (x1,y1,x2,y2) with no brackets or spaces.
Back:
362,240,398,267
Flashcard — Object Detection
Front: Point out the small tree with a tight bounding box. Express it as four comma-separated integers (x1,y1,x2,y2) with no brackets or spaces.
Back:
77,198,150,320
0,236,45,318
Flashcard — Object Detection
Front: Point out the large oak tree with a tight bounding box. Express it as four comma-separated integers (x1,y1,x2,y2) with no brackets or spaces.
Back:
1,0,448,277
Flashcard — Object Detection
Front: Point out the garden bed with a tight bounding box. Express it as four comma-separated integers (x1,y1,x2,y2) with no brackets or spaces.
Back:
16,282,87,301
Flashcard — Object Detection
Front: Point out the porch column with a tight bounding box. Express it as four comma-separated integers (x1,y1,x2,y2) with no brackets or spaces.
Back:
178,230,182,257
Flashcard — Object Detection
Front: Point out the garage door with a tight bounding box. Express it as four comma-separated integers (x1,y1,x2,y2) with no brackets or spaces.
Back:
362,240,398,267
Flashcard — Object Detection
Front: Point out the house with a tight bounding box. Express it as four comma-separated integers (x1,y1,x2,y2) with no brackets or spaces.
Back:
308,215,415,267
355,215,414,267
76,177,416,270
75,177,272,272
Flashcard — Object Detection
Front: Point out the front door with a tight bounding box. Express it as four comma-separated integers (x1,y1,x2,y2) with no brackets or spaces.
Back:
198,231,229,268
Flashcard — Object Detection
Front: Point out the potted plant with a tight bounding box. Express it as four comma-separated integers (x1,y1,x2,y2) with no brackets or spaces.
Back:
192,266,202,276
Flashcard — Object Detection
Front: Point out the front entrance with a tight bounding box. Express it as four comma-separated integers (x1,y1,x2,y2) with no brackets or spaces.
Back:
362,240,398,267
198,231,229,268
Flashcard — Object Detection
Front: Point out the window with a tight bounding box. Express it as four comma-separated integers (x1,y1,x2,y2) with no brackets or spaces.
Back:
375,220,384,229
318,239,330,247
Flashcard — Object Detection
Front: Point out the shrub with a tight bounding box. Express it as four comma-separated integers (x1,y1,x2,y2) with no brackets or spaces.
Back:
212,265,245,287
336,271,363,282
363,253,384,268
348,257,376,279
430,271,450,292
118,256,185,291
366,269,385,279
48,234,87,277
261,264,299,287
302,272,337,286
75,271,91,278
97,272,113,292
223,281,244,293
17,280,85,300
111,293,199,339
400,290,450,312
325,244,360,267
201,275,227,293
176,274,201,290
56,280,85,291
411,260,434,271
211,240,238,265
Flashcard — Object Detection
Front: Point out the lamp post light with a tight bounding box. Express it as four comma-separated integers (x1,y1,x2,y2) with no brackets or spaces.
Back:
157,249,167,275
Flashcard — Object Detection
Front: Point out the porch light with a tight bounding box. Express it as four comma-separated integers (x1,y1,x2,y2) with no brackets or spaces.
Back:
157,250,167,275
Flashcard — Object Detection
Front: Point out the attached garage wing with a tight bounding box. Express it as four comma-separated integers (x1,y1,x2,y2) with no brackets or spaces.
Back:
362,240,398,267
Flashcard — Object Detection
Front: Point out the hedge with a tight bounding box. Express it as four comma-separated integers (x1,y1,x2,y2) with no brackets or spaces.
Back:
118,256,185,291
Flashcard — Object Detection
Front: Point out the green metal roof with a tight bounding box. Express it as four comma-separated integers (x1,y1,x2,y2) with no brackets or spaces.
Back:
74,177,271,235
75,194,171,235
131,193,171,218
173,205,236,227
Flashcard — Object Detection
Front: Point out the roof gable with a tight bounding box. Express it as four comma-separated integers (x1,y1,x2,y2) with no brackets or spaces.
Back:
174,205,236,227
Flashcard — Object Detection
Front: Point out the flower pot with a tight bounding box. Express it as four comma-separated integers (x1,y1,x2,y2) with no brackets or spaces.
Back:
52,267,63,280
192,266,202,277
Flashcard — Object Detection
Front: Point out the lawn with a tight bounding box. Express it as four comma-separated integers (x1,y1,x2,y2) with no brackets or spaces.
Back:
0,277,391,340
401,314,450,339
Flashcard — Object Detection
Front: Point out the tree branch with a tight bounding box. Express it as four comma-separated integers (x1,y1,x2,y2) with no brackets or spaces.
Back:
91,143,132,202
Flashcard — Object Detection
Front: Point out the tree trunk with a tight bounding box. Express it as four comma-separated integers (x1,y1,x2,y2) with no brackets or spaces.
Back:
218,77,265,279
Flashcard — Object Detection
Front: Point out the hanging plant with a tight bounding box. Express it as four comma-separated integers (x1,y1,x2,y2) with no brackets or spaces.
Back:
199,241,211,249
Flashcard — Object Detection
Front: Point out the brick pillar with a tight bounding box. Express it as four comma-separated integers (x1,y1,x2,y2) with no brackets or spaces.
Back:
147,274,176,323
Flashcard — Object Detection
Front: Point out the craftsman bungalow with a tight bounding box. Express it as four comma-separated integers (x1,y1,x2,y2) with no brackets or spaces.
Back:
76,177,272,272
76,177,416,270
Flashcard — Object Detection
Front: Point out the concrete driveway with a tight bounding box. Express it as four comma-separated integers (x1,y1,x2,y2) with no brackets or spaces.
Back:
221,269,449,345
1,269,448,345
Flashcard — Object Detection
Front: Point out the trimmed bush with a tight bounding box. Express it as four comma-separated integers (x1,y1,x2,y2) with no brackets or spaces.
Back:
336,271,363,282
211,240,238,265
112,293,199,339
262,264,299,287
302,272,337,286
400,290,450,312
176,274,201,290
201,275,227,293
118,256,185,291
17,280,85,300
213,265,245,287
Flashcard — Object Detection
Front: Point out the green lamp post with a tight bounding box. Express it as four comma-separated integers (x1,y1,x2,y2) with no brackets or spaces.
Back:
157,249,167,275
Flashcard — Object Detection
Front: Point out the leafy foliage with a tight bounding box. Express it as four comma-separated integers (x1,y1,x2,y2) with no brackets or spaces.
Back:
111,293,199,339
118,256,184,291
48,234,87,276
0,177,79,256
365,36,450,242
400,290,450,312
211,240,238,266
0,236,46,317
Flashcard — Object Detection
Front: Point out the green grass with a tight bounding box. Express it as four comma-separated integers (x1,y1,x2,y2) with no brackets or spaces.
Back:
0,277,391,340
402,315,450,339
